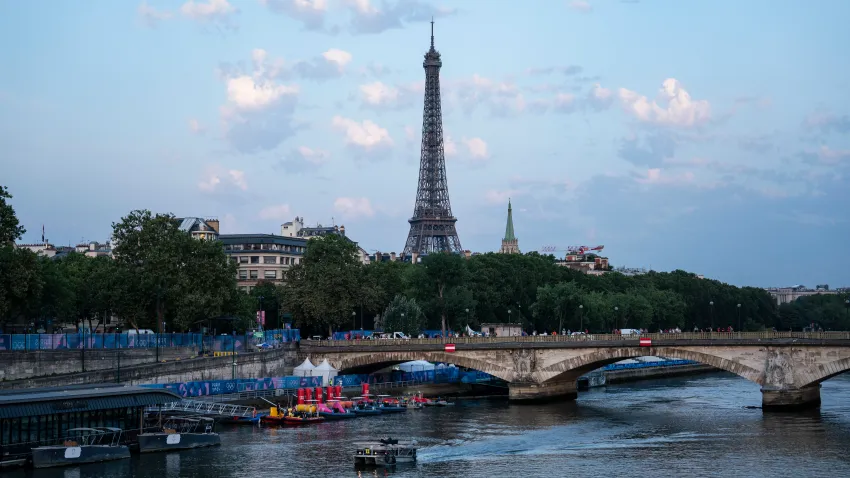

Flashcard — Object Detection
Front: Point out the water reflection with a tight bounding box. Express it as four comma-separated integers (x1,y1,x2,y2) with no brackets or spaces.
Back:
7,373,850,478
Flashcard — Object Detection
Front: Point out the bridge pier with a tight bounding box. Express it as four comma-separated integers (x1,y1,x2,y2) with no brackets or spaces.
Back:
508,380,577,403
761,384,821,412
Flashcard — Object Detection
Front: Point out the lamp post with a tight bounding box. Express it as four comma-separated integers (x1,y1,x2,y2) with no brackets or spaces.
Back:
579,304,584,333
709,301,715,330
352,311,356,331
736,303,741,332
845,299,849,324
258,295,265,332
614,306,619,331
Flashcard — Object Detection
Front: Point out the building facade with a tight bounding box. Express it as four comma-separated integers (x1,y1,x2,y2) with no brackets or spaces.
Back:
220,234,307,292
765,286,842,305
556,253,611,275
499,199,520,254
175,217,220,240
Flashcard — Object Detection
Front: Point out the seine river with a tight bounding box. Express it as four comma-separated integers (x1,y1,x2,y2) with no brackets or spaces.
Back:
14,373,850,478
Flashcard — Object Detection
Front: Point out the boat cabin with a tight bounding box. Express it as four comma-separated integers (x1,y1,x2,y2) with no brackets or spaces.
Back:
0,383,179,467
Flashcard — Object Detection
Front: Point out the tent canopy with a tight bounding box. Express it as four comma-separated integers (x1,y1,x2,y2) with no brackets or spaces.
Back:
293,358,316,377
314,359,338,371
398,360,435,372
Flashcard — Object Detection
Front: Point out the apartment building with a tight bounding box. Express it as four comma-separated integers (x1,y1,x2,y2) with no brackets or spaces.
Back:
219,234,307,292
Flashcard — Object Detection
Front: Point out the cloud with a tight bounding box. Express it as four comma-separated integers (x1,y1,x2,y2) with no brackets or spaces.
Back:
198,165,248,193
586,83,614,111
260,0,330,31
804,112,850,135
633,168,695,186
816,145,850,165
738,134,774,154
358,81,420,109
331,116,394,153
188,118,206,135
333,197,375,218
484,189,521,205
342,0,455,35
443,134,457,157
449,74,524,116
293,49,353,80
278,146,330,173
618,78,711,127
462,137,488,161
180,0,238,29
526,65,583,76
568,1,593,13
618,131,677,167
138,1,173,27
258,204,292,221
218,49,301,153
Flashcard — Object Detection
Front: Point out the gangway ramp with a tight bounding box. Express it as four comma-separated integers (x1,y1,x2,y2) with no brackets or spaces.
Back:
149,399,257,417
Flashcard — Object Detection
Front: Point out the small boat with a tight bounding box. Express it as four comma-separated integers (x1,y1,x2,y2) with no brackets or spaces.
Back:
138,417,221,453
353,437,418,467
31,427,130,469
376,395,407,413
261,405,326,426
351,397,383,416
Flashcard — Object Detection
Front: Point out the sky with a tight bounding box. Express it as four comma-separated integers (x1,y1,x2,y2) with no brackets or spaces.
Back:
1,0,848,288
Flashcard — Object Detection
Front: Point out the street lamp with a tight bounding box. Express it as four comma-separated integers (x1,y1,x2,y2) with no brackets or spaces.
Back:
352,311,356,331
709,301,715,330
736,303,742,332
614,306,619,331
579,304,584,333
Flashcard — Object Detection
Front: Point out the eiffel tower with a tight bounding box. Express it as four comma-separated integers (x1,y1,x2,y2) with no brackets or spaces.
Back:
402,20,463,257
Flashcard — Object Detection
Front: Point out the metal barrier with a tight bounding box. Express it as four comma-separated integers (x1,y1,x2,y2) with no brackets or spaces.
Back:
306,331,850,347
0,329,301,351
148,399,257,417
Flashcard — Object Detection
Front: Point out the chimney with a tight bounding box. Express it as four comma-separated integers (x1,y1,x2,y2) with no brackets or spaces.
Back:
207,218,220,233
390,252,396,261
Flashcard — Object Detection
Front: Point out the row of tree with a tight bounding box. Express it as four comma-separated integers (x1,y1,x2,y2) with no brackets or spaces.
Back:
3,185,848,335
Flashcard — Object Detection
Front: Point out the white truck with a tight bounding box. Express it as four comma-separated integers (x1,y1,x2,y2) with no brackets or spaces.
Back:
377,332,410,340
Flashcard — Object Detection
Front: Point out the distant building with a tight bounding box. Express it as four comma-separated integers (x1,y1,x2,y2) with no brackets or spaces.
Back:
556,253,610,275
220,234,307,292
75,241,113,258
175,217,220,241
16,243,57,258
499,199,520,254
765,286,841,305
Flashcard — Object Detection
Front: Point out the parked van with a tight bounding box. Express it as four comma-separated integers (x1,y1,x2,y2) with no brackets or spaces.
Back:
124,329,155,335
377,332,410,340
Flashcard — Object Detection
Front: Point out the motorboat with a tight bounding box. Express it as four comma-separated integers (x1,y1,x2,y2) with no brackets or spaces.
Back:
261,405,326,426
376,395,407,413
138,417,221,453
31,427,130,469
353,437,417,467
351,397,383,416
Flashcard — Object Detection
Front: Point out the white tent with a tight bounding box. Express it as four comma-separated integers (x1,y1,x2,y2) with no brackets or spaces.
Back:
293,358,316,377
398,360,435,372
314,359,339,386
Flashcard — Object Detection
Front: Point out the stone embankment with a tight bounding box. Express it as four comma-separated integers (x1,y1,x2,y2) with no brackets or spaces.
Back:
0,345,299,390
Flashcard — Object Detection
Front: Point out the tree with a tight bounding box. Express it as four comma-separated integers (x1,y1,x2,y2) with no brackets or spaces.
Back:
0,186,25,245
0,247,42,328
111,210,238,332
283,234,362,336
381,295,425,336
406,253,467,337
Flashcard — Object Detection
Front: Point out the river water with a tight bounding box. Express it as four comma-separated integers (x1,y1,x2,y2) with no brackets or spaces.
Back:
14,373,850,478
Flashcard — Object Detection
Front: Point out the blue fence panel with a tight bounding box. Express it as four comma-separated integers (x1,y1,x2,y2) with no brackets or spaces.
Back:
0,329,299,351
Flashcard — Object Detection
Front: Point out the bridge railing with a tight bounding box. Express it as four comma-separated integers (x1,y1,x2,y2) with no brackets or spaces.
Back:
304,331,850,347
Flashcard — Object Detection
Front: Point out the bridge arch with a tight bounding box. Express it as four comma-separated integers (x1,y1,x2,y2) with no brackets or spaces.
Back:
534,347,764,385
804,357,850,387
314,351,515,383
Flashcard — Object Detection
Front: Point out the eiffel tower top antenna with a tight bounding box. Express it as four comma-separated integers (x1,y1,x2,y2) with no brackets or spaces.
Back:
430,17,435,49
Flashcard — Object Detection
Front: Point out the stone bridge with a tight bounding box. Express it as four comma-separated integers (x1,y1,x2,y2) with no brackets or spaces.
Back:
301,332,850,411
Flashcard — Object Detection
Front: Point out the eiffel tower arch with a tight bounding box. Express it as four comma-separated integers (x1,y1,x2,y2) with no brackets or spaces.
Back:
402,21,463,257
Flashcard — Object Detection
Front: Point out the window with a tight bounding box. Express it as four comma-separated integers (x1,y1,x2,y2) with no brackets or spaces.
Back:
249,270,258,279
264,270,276,279
264,256,276,264
239,256,249,264
250,256,260,264
283,257,290,265
238,270,248,280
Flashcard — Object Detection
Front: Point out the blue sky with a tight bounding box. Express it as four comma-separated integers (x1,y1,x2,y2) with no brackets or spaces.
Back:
1,0,848,288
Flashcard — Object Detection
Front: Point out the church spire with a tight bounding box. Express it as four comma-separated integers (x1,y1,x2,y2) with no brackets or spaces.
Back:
500,199,520,254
